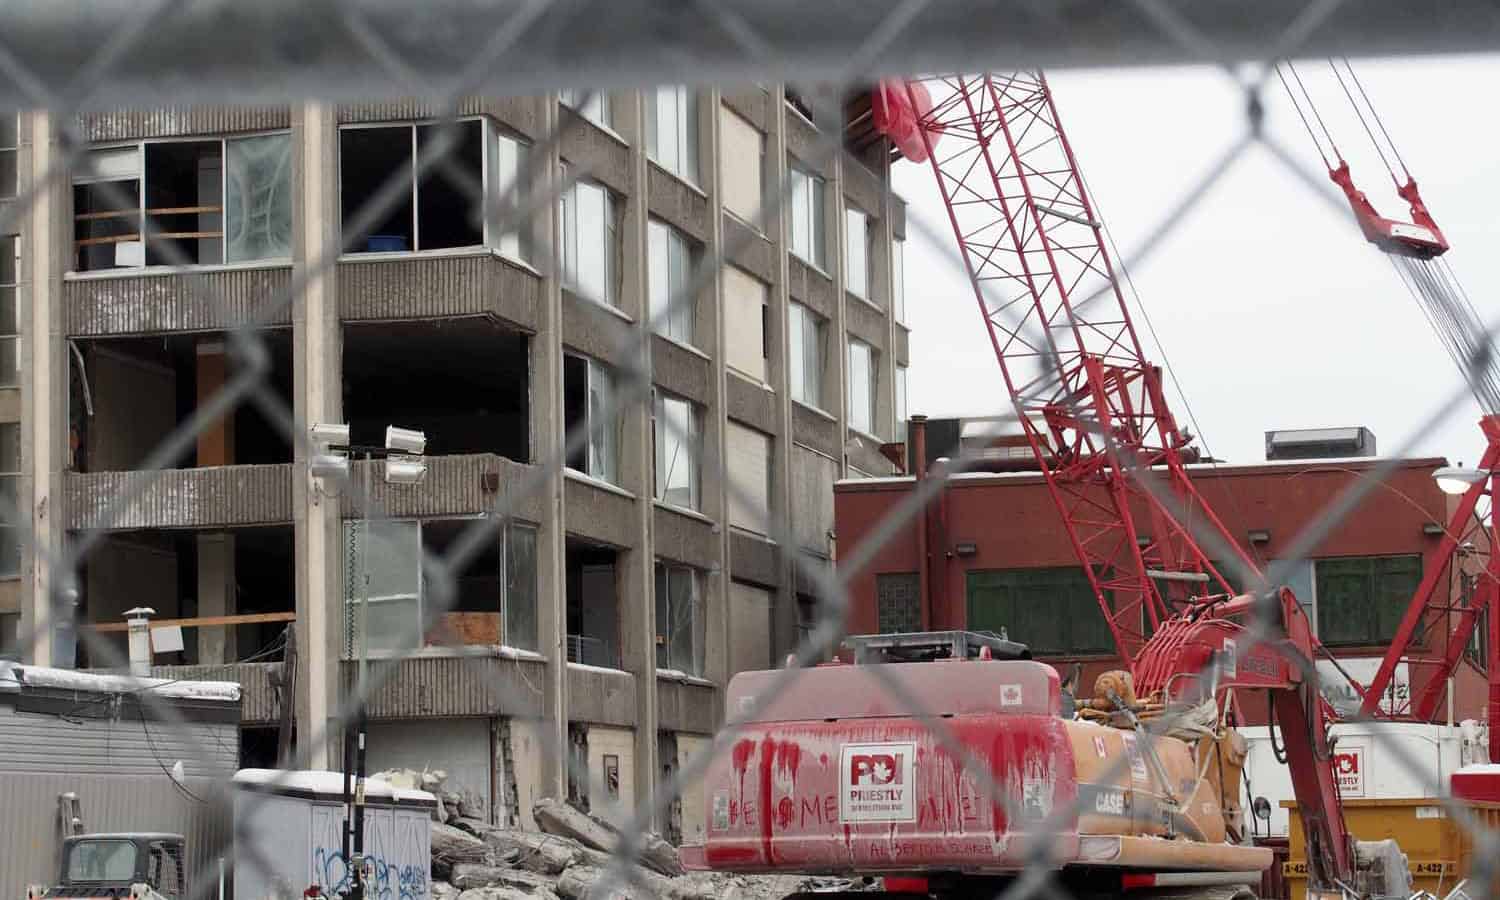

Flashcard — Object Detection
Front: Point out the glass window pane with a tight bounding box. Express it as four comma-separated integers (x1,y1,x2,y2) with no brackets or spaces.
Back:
225,133,293,263
670,567,699,673
810,176,825,268
505,523,539,651
669,228,692,343
789,304,807,404
789,170,808,260
654,563,670,670
655,394,698,509
654,86,679,175
491,131,530,261
893,238,906,323
681,88,700,185
848,340,873,434
0,234,15,285
0,423,18,473
895,365,908,428
845,207,868,298
588,360,619,484
349,518,421,598
578,182,608,304
0,337,18,388
364,595,424,654
648,220,670,325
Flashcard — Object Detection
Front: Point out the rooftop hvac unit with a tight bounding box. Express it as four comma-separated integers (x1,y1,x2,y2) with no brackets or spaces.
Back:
1265,426,1377,461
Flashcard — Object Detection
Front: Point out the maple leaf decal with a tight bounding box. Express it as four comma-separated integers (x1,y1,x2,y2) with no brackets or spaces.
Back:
873,761,893,783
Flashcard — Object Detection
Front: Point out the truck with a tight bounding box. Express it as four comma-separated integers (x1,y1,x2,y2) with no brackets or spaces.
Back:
26,833,187,900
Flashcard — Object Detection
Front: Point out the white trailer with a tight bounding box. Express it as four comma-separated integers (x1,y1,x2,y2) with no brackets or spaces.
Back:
232,769,436,900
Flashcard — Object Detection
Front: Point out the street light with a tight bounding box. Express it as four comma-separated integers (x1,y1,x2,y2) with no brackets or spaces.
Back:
1434,465,1488,496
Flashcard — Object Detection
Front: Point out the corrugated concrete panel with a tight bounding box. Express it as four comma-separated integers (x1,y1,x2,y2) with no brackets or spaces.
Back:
563,476,636,548
80,106,291,141
655,678,718,734
729,529,780,589
340,455,543,522
338,97,542,140
152,662,281,724
845,296,888,350
652,335,712,407
722,213,775,284
784,112,830,177
338,253,541,332
652,506,717,571
67,464,294,531
559,116,632,196
894,325,910,366
562,291,636,369
646,166,711,243
567,664,635,728
66,266,294,336
0,771,232,898
787,255,835,319
792,402,839,460
722,88,771,132
726,372,777,437
345,655,546,720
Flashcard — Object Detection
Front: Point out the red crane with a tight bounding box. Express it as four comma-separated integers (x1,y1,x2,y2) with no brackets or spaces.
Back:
1275,60,1500,734
875,71,1371,894
888,72,1259,667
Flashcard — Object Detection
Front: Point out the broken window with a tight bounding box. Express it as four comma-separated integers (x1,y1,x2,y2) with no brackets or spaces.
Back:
0,422,16,577
646,85,699,185
504,521,539,652
563,353,619,485
72,134,292,272
0,114,15,199
0,235,17,387
566,540,620,668
647,219,694,346
655,561,704,675
343,518,423,657
653,391,700,511
341,119,529,259
560,178,621,307
560,89,613,131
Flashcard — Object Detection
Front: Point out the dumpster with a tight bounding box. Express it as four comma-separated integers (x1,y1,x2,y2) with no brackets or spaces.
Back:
1282,797,1500,899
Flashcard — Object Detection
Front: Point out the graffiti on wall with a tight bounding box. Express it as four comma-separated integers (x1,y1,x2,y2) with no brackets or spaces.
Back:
310,805,429,900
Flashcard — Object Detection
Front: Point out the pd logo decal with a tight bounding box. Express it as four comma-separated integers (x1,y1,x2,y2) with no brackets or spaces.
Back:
839,742,917,823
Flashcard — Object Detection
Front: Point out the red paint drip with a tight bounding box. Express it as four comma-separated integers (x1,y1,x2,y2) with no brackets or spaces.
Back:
758,736,777,865
775,740,802,782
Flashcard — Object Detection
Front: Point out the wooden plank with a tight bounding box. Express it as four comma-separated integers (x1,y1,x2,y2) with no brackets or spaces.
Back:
83,611,296,633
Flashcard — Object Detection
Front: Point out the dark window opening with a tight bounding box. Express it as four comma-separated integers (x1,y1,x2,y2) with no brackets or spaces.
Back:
71,333,293,473
340,120,484,253
420,518,501,646
965,567,1114,656
566,538,620,668
143,141,223,266
1316,554,1422,647
876,572,921,634
74,178,141,272
343,322,529,461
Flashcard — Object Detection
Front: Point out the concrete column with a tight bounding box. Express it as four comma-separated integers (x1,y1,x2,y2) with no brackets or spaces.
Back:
704,87,733,691
536,95,570,801
292,101,343,769
619,87,659,830
767,90,799,659
20,111,70,667
196,532,236,664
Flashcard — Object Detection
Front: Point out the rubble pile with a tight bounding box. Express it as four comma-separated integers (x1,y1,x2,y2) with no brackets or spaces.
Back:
388,766,872,900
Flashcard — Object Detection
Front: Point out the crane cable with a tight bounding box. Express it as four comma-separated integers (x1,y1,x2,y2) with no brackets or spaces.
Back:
1278,58,1500,414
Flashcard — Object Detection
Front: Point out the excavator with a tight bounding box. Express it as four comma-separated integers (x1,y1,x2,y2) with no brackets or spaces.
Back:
682,72,1418,898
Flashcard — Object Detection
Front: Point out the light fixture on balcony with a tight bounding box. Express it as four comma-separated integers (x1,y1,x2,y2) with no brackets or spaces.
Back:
384,456,428,485
309,453,350,480
1434,464,1487,496
309,422,351,446
385,425,427,455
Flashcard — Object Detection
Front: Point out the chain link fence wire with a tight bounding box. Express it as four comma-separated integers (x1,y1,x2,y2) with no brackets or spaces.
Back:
0,2,1497,898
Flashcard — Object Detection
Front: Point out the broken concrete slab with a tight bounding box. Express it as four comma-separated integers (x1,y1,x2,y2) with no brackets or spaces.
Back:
457,887,561,900
554,865,671,900
450,863,564,894
431,821,495,879
533,798,683,877
480,827,583,875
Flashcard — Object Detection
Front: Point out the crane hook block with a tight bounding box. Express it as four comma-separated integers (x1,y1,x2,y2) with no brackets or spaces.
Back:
1329,161,1449,259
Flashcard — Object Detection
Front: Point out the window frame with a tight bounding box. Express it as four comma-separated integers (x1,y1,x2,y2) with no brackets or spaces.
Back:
336,117,531,261
846,337,876,436
564,352,621,486
895,364,908,433
559,89,614,132
72,130,295,273
788,162,826,270
646,85,700,186
560,175,622,308
653,389,702,511
648,218,696,346
1314,554,1423,647
0,114,16,200
892,236,906,324
0,421,17,579
655,560,705,675
0,235,17,389
789,301,825,410
845,205,871,300
965,566,1115,656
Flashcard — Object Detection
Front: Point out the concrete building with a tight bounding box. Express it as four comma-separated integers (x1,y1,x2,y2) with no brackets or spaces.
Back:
836,416,1494,725
0,87,912,837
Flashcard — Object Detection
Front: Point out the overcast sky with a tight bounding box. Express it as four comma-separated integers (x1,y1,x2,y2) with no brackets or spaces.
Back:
893,54,1500,469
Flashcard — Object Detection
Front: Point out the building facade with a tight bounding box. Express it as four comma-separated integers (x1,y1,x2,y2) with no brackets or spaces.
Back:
836,420,1492,726
0,87,913,836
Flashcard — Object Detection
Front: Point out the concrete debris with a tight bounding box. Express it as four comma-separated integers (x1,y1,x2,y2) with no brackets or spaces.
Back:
534,797,683,877
428,792,870,898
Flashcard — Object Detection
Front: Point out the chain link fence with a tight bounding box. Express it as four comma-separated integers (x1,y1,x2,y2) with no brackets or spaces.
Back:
0,2,1498,898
